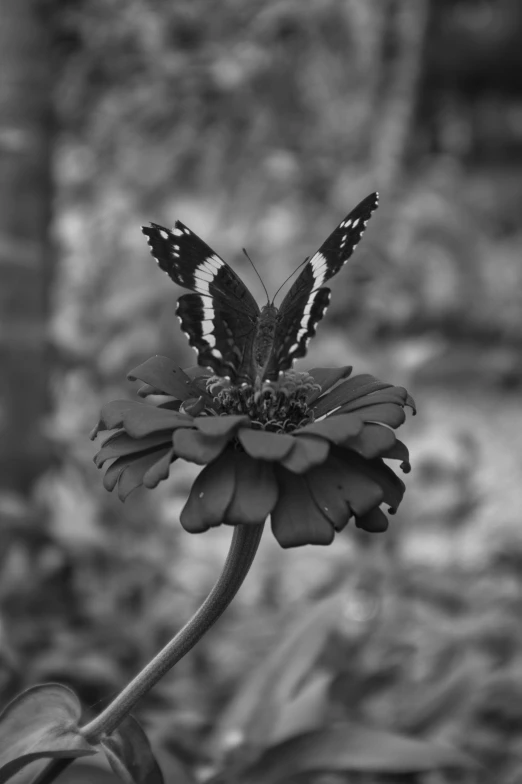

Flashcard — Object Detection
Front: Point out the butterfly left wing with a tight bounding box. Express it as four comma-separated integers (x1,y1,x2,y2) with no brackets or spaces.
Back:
142,221,260,380
263,192,379,380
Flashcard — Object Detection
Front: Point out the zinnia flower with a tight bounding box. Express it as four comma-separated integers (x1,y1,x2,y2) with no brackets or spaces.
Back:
91,355,415,548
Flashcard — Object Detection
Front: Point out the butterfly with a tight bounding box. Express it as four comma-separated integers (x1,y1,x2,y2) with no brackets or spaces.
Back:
142,192,378,384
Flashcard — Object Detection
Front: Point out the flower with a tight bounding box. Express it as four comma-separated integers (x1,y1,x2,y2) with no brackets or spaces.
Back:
91,355,415,548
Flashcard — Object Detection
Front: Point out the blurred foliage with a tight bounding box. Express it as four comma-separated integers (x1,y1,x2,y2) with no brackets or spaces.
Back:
2,0,522,781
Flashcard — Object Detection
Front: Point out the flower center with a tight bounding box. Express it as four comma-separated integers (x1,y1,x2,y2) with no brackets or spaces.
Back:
207,371,320,433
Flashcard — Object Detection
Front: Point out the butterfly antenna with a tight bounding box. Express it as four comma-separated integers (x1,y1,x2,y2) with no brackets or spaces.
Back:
242,248,270,304
272,256,310,304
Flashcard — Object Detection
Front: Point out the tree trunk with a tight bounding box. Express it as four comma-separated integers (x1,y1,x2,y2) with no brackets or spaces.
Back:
0,0,54,497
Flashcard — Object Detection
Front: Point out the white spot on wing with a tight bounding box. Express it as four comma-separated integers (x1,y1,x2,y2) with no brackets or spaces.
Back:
205,334,217,347
195,281,210,294
211,348,223,359
172,228,183,237
352,218,360,228
309,252,328,287
208,254,224,268
159,229,169,240
200,261,219,276
201,321,215,335
194,269,214,283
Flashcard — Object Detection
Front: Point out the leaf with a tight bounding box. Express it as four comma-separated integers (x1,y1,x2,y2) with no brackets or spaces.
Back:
0,684,97,784
269,671,333,744
400,654,476,735
211,595,344,757
101,715,164,784
242,723,475,784
49,762,123,783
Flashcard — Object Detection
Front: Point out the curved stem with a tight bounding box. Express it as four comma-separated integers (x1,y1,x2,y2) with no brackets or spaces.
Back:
80,523,264,744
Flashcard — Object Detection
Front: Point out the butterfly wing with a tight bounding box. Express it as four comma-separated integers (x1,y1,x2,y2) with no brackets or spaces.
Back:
263,192,379,379
142,221,260,380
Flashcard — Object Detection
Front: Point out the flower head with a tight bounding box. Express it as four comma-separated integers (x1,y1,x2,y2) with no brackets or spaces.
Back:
91,355,415,548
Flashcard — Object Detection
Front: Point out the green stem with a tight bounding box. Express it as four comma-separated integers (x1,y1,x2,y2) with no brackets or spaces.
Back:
80,522,264,744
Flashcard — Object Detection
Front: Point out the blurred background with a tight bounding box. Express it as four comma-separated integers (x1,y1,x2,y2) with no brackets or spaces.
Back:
1,0,522,781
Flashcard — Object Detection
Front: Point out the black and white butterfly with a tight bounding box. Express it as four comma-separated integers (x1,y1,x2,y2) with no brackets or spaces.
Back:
142,192,378,384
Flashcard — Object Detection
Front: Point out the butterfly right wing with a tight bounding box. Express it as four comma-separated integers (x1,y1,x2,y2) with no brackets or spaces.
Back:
142,221,260,380
263,192,379,379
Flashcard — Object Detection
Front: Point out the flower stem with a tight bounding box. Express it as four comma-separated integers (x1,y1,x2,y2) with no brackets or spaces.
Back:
80,522,264,744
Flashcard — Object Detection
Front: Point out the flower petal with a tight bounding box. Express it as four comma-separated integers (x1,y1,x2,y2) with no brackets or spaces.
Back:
334,447,405,513
312,374,392,417
294,414,363,444
342,423,397,459
224,452,278,525
180,452,236,532
93,400,193,438
309,451,384,519
195,414,250,437
173,428,229,464
183,366,214,379
304,461,352,531
356,507,389,532
342,402,407,429
94,430,172,468
127,356,195,399
405,391,417,413
136,388,183,406
271,468,334,548
280,436,330,473
337,386,413,416
381,438,411,473
143,448,177,488
103,457,126,492
104,448,172,500
306,366,353,404
182,396,206,416
238,429,295,461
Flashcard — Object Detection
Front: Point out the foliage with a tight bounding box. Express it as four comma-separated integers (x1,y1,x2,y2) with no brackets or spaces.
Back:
5,491,522,782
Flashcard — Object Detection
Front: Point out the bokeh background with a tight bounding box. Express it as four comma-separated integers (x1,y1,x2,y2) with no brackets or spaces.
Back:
1,0,522,781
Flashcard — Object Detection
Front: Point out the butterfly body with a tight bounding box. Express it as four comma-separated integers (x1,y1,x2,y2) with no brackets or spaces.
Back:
254,303,278,375
143,192,379,384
